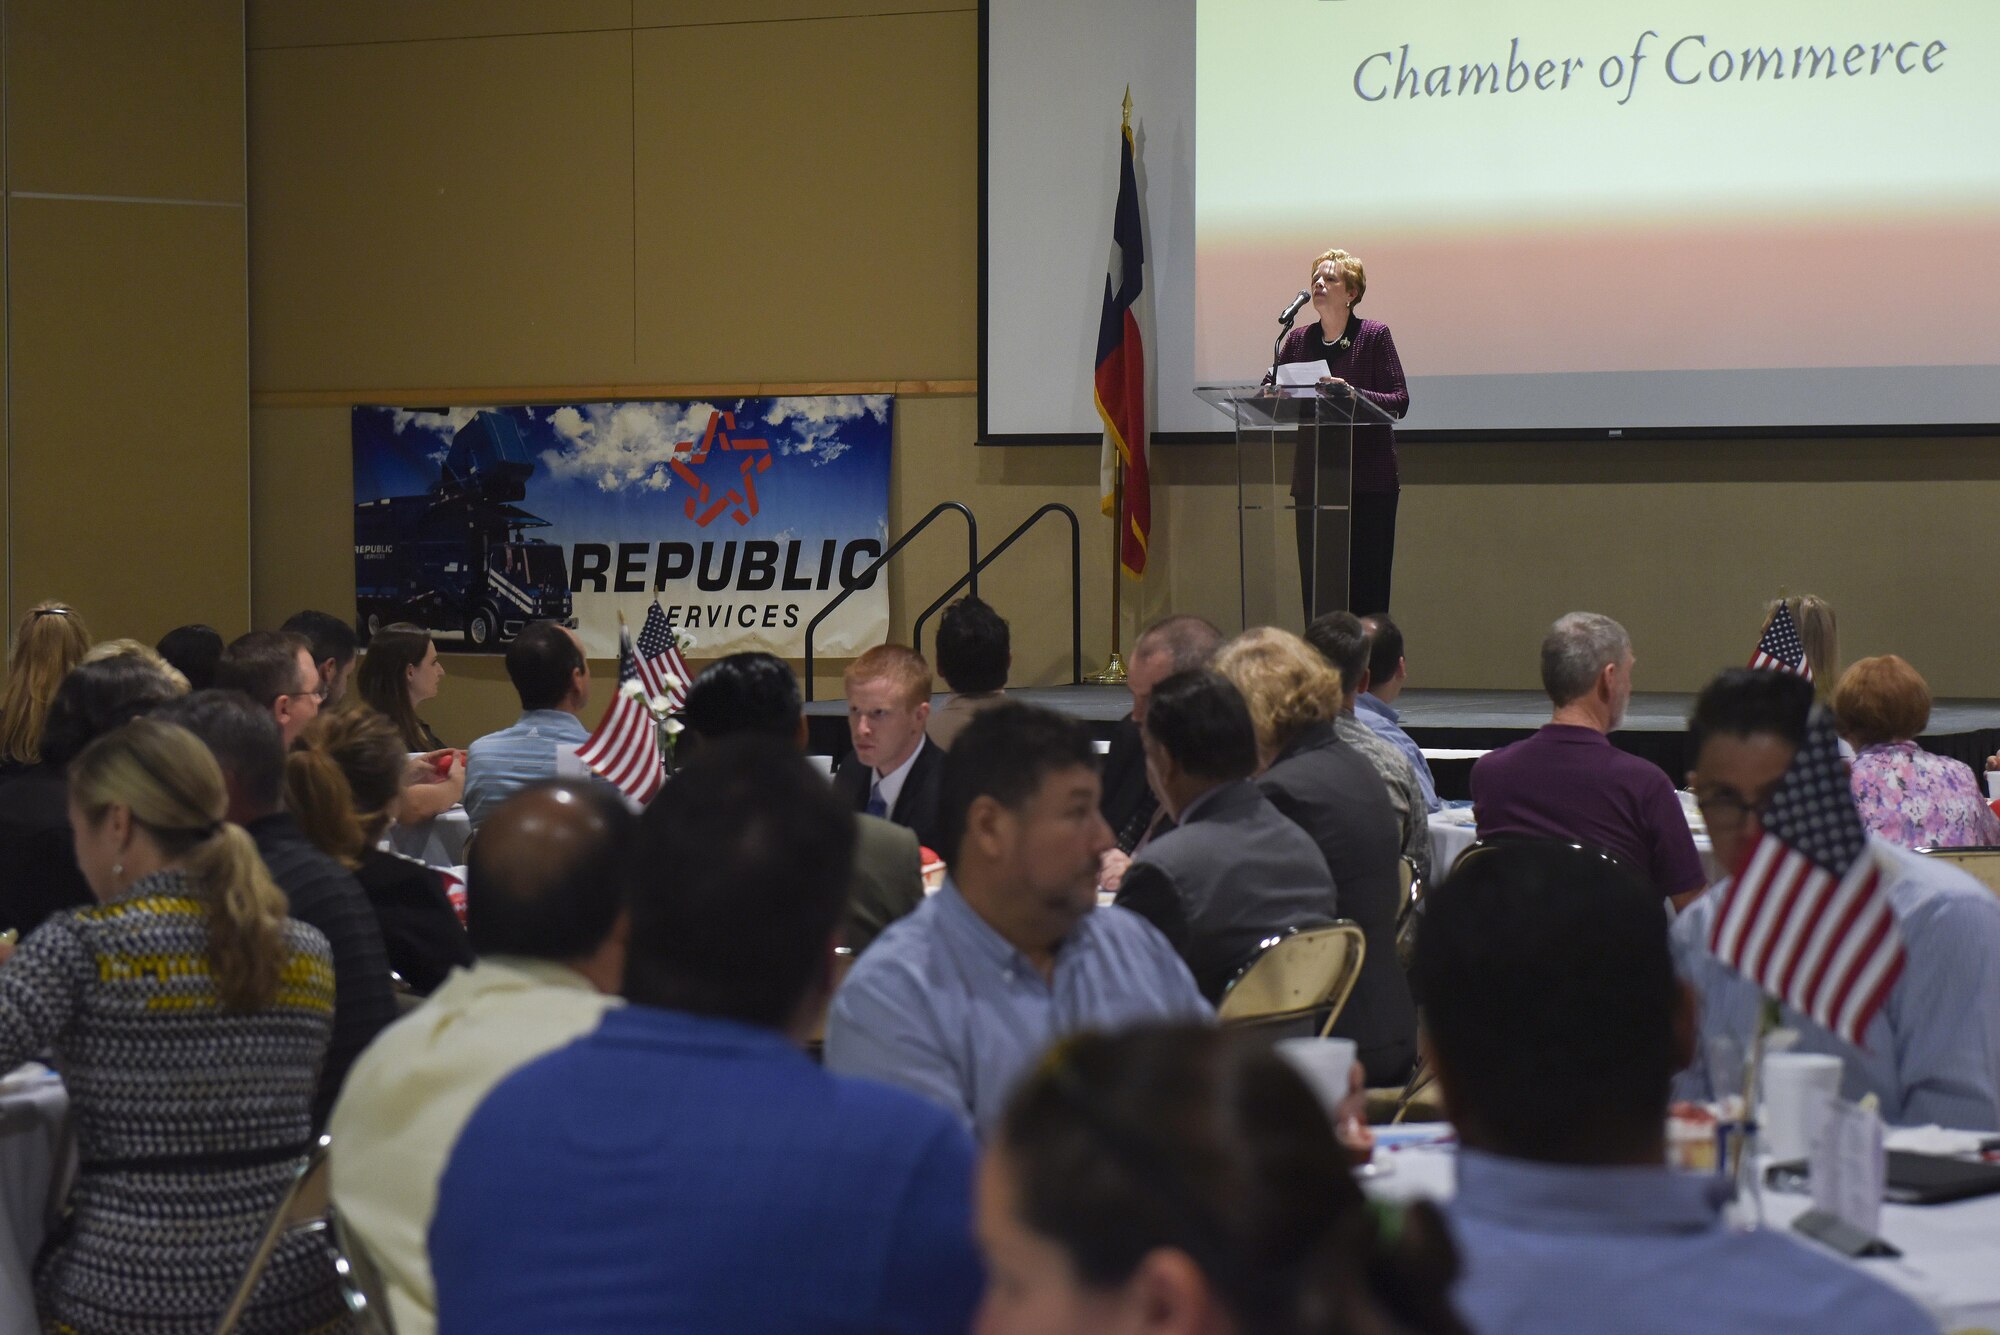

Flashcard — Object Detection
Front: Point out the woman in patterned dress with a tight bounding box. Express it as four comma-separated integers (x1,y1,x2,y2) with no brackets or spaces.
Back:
1835,655,2000,850
0,718,347,1333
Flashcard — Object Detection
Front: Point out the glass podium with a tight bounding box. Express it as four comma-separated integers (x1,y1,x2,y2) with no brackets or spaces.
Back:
1194,382,1396,634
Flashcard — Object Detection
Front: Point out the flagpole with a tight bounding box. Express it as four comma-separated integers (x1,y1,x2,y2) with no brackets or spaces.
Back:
1087,85,1137,688
1087,456,1128,684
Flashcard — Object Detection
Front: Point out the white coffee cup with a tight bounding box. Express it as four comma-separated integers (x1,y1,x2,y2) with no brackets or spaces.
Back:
1275,1037,1360,1114
1985,769,2000,801
1763,1052,1844,1161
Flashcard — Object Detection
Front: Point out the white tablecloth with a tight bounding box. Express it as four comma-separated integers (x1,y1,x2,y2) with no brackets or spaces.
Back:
386,807,471,870
1367,1129,2000,1333
1427,801,1720,885
0,1066,69,1335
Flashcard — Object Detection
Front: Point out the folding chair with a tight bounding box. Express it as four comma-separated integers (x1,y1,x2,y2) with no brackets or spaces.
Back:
805,945,857,1060
1917,846,2000,899
1395,855,1423,972
1216,922,1366,1037
215,1135,394,1334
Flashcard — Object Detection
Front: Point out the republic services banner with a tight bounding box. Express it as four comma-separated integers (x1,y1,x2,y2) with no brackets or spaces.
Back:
350,396,892,659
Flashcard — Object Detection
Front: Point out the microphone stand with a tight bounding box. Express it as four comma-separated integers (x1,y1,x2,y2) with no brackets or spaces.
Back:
1269,305,1301,394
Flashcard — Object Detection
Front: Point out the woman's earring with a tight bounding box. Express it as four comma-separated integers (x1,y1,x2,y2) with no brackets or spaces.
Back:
112,863,123,879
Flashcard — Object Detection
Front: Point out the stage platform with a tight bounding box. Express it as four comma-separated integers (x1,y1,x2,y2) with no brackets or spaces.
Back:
807,687,2000,800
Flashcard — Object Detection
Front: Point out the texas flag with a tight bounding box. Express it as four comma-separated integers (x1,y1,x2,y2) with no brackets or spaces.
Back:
1094,93,1151,578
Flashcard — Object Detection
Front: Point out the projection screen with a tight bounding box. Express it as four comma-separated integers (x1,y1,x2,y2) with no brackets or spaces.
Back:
982,0,2000,440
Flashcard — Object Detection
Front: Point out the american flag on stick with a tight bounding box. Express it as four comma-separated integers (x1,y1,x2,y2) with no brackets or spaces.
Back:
576,618,664,805
1708,709,1903,1047
1750,602,1812,679
634,600,691,709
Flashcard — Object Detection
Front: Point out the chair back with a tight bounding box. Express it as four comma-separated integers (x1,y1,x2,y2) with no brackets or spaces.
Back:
1394,854,1424,971
332,1207,399,1334
1918,846,2000,898
216,1135,395,1335
1452,835,1639,883
1216,921,1366,1037
804,945,858,1057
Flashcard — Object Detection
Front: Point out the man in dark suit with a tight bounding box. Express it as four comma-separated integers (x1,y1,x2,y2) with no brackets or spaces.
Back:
1098,614,1225,862
1114,670,1336,1002
682,651,924,953
832,644,946,854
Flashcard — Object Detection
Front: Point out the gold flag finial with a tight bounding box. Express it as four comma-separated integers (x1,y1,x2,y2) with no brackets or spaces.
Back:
1122,85,1132,129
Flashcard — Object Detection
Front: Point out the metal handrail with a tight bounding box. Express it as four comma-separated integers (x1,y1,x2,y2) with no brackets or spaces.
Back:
803,501,978,701
911,503,1082,686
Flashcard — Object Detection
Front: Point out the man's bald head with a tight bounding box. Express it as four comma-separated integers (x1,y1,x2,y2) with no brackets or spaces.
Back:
1134,614,1224,674
466,781,635,961
1129,615,1224,725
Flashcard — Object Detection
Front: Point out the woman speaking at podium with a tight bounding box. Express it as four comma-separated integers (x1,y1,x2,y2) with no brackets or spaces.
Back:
1272,248,1409,618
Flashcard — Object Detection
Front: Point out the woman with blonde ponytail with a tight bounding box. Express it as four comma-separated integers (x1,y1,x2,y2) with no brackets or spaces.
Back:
0,718,347,1334
288,707,473,993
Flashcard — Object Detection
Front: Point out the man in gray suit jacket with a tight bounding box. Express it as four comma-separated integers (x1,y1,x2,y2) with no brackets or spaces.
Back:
1114,670,1337,1002
679,652,923,954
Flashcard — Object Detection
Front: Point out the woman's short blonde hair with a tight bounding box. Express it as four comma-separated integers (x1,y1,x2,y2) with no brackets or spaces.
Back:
83,638,191,694
1211,627,1340,764
1310,248,1367,306
1832,655,1931,749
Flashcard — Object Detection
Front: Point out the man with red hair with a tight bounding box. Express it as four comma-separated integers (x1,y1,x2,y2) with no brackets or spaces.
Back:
834,644,946,853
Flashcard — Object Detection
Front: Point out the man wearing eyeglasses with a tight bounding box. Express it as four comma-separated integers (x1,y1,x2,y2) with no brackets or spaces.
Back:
1675,668,2000,1131
214,629,324,745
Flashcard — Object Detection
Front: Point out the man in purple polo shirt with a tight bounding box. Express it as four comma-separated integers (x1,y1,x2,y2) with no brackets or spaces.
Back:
1471,613,1706,905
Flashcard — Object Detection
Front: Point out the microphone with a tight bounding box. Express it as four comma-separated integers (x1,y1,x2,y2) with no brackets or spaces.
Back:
1277,290,1310,326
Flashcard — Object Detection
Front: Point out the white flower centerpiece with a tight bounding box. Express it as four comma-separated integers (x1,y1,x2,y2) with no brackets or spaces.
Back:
619,627,693,770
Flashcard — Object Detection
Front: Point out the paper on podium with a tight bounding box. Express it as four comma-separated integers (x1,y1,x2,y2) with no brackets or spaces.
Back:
1274,359,1331,388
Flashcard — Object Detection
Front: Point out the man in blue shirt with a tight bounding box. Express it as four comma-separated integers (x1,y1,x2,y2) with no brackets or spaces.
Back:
1674,669,2000,1130
826,703,1210,1135
462,621,595,828
1356,613,1438,812
429,738,984,1334
1415,840,1932,1335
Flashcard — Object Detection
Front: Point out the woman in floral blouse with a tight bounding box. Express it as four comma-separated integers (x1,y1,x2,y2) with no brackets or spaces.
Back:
1834,655,2000,849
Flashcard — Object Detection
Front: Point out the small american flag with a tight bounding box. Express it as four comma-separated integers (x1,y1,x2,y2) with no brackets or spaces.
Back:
634,601,691,709
1708,709,1903,1046
577,620,664,805
1750,602,1812,679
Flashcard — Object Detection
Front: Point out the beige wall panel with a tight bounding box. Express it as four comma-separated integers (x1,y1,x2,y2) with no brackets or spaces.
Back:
248,403,351,628
1394,438,2000,698
247,30,636,392
631,12,976,382
8,199,249,643
248,1,631,50
1,78,9,631
7,0,243,201
635,1,973,26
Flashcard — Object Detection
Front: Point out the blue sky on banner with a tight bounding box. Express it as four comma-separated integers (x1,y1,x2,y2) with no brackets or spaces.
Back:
352,396,891,547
